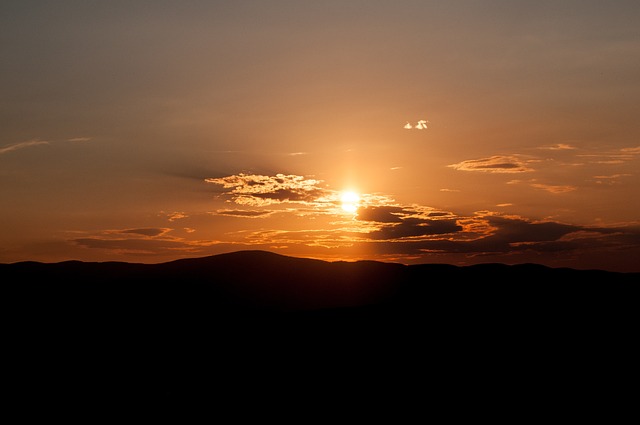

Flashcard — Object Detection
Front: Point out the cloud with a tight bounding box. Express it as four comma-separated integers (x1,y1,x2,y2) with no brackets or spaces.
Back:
538,143,576,150
69,227,229,257
366,217,463,240
72,237,197,254
530,183,576,193
592,173,633,185
620,146,640,154
404,119,429,130
361,215,640,263
166,212,188,221
0,137,92,156
448,155,534,173
357,206,404,223
216,209,274,218
428,212,453,217
577,146,640,164
0,140,49,155
205,173,328,206
593,173,632,180
119,228,171,237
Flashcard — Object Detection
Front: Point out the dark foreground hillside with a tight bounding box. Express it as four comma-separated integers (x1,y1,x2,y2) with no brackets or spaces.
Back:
3,250,639,412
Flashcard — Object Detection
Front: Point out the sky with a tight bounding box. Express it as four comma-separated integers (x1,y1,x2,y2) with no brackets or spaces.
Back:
2,0,640,272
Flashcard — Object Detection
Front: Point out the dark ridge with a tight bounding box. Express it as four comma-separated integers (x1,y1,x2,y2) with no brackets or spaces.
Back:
3,250,638,406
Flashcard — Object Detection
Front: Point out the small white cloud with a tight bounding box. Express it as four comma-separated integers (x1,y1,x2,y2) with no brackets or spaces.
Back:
404,119,429,130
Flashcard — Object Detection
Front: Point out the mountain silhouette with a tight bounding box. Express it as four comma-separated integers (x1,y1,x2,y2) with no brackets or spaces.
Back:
4,250,638,407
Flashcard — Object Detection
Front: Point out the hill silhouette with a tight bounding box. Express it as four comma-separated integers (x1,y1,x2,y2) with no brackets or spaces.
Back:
4,250,639,407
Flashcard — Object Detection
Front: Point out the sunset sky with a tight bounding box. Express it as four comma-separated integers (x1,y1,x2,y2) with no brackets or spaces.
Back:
2,1,639,272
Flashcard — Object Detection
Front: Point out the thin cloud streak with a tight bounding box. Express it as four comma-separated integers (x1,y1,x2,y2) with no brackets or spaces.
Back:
119,228,171,237
537,143,577,150
216,209,274,218
530,183,577,193
448,155,534,173
0,140,49,155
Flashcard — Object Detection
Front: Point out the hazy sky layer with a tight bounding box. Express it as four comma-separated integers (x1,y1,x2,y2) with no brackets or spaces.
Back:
2,1,639,272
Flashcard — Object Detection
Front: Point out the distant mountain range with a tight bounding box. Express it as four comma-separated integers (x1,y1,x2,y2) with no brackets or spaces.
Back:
5,249,637,315
4,250,638,406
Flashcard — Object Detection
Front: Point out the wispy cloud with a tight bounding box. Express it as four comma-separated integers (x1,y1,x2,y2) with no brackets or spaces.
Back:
0,140,49,155
530,183,576,193
537,143,576,150
577,145,640,164
620,146,640,154
448,155,534,173
592,173,633,185
166,212,188,221
67,137,92,142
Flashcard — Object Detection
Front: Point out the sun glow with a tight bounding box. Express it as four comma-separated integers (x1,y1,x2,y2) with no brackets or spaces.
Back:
340,191,360,213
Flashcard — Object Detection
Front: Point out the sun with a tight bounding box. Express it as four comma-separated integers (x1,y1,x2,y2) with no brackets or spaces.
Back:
340,191,360,213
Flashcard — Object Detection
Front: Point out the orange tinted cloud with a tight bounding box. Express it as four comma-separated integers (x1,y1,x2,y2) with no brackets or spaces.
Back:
448,155,534,173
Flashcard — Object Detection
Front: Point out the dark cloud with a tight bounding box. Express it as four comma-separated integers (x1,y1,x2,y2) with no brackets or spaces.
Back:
251,188,324,203
356,206,404,223
484,216,580,243
361,216,640,264
367,218,463,240
427,212,452,217
119,228,170,237
73,238,189,252
216,209,274,217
